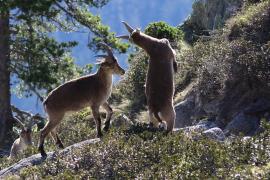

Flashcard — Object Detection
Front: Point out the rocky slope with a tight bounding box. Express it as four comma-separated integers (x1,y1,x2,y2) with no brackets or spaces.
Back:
175,0,270,137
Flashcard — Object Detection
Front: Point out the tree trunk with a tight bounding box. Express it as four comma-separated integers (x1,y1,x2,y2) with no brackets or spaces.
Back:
0,9,13,147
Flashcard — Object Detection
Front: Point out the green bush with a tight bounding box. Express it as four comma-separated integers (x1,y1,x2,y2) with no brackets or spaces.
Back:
116,50,148,115
145,21,184,47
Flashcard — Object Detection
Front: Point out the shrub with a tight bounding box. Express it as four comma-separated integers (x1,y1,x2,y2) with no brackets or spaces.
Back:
145,21,184,47
5,121,270,179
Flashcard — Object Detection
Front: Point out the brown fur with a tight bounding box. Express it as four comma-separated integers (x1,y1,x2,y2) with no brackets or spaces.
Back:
118,22,176,131
38,44,125,157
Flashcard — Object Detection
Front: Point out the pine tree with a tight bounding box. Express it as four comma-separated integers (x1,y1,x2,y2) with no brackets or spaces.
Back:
0,0,128,146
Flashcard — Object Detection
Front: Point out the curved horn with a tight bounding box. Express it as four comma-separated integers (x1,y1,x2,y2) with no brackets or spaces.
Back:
14,117,25,128
116,35,130,40
122,21,134,33
97,42,113,57
95,55,108,59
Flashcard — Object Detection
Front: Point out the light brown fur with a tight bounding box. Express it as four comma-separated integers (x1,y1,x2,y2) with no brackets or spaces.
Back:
38,43,125,157
118,22,176,131
9,118,33,159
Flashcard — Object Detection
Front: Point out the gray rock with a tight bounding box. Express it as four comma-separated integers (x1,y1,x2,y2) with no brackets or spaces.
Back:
224,112,260,136
0,138,100,178
202,127,225,141
174,96,196,128
111,114,134,128
244,99,270,115
174,120,217,135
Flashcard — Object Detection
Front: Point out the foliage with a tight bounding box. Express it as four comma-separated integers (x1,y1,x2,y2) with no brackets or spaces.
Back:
145,21,184,46
1,0,129,100
116,50,148,115
1,111,269,179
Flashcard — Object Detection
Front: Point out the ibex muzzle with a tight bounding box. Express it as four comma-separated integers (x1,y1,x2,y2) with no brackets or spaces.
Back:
38,43,125,157
117,21,176,132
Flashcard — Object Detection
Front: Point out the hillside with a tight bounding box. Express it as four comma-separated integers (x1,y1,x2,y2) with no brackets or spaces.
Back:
0,0,270,179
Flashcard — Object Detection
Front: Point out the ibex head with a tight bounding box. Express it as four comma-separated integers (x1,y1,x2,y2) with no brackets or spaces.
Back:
116,21,162,55
116,21,141,43
96,42,125,75
14,117,35,145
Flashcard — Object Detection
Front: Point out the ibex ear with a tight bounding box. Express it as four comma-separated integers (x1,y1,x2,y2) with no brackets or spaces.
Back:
95,55,108,64
95,59,106,65
13,126,21,135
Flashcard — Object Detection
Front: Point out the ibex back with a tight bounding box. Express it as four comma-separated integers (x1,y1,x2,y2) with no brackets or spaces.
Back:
38,43,125,157
118,22,177,131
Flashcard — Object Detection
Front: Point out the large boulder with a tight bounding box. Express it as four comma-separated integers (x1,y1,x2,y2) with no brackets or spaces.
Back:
224,99,270,136
224,112,260,136
111,114,134,128
174,96,196,128
202,127,225,141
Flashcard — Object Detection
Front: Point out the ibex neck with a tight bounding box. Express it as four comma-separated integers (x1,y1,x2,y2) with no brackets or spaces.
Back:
132,33,158,53
97,67,113,86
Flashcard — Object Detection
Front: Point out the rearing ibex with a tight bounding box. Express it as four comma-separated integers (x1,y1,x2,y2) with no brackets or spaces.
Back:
38,43,125,157
117,21,177,131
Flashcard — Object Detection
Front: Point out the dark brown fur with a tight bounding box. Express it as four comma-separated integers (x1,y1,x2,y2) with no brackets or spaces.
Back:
119,22,176,131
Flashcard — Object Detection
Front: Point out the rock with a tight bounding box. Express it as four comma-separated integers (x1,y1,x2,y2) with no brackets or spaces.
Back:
187,120,216,132
0,149,9,158
174,96,196,128
224,112,260,136
202,127,225,141
174,120,217,135
0,138,100,178
244,99,270,115
111,114,134,128
174,121,224,142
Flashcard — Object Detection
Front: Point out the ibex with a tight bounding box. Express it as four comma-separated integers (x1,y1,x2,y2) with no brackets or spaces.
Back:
117,21,177,131
9,117,35,159
38,43,125,157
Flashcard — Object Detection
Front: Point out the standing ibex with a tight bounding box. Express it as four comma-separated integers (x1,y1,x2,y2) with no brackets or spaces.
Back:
9,117,35,159
38,43,125,157
117,22,177,131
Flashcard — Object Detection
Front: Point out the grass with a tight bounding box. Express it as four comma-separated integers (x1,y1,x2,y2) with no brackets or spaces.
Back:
1,117,269,179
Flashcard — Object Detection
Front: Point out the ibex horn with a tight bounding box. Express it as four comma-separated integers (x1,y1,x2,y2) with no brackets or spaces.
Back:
14,117,25,128
122,21,134,33
116,35,130,40
97,42,113,57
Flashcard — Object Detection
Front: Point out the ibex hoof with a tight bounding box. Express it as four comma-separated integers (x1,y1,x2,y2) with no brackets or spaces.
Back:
158,122,167,131
38,145,47,158
147,122,154,128
57,142,64,149
96,133,103,138
103,126,110,132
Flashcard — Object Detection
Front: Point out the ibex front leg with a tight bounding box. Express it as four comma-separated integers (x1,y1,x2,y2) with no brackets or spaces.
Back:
91,105,103,138
102,101,113,132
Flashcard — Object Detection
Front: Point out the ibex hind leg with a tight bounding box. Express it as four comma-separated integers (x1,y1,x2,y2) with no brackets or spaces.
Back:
102,102,113,132
39,113,63,157
153,111,167,131
51,128,64,149
159,105,176,132
91,105,103,138
148,110,159,129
